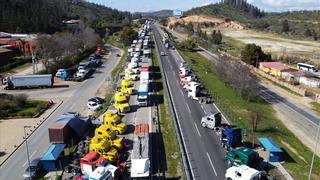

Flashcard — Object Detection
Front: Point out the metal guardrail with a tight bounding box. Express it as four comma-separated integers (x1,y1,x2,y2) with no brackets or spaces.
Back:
152,31,193,180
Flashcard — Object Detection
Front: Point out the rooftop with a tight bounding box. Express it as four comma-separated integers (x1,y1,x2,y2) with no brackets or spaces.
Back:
260,62,290,71
258,137,283,153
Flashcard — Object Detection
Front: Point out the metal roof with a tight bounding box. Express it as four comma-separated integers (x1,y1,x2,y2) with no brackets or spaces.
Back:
41,144,66,161
260,62,289,71
258,137,283,153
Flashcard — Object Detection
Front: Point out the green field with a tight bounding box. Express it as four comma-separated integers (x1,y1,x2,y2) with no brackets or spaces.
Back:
179,49,320,179
152,39,182,177
310,102,320,115
220,36,246,57
0,95,47,118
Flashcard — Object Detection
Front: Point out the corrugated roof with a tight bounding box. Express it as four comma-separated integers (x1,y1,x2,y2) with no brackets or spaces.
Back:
56,113,89,136
41,144,65,161
260,62,289,71
258,137,283,153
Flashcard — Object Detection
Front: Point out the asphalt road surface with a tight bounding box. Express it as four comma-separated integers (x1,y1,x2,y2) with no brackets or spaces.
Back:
0,45,121,180
153,25,228,180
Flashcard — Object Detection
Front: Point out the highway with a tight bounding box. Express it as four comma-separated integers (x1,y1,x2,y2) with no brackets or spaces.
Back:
198,48,320,156
153,24,228,179
0,45,121,180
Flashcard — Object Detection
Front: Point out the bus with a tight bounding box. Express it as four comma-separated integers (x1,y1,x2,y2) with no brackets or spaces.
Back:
297,63,318,73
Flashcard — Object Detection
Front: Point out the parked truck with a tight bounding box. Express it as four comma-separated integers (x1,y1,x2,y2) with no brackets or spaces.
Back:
225,147,260,168
184,82,213,103
120,79,134,95
2,74,53,90
89,136,118,163
48,122,71,144
56,68,76,80
221,128,243,150
114,92,130,113
201,112,221,129
225,165,267,180
137,80,149,106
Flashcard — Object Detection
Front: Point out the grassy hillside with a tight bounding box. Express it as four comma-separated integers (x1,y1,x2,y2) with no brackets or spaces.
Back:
0,0,131,33
186,1,320,40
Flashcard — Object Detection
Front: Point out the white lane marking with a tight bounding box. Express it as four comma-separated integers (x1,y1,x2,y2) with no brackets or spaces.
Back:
261,91,319,127
22,150,37,167
186,103,191,113
206,152,218,176
194,123,201,137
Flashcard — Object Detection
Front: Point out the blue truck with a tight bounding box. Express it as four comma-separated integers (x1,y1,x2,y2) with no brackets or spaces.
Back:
221,128,243,150
55,68,76,80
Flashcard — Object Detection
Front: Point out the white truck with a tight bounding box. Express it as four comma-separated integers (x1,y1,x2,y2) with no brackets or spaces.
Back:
225,165,267,180
137,80,149,106
130,124,150,178
140,71,150,81
89,164,118,180
184,81,213,103
2,74,53,90
201,112,221,129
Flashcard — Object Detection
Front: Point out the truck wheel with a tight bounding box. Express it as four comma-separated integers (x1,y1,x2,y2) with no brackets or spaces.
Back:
227,178,232,180
201,122,206,128
227,160,232,167
115,130,120,135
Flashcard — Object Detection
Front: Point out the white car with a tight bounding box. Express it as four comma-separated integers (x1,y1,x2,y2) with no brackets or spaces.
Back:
87,101,102,111
128,62,138,69
77,69,88,78
160,52,166,56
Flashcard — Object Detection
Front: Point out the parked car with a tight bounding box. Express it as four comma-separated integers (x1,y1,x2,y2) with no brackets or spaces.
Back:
160,52,166,56
23,158,43,179
88,97,105,104
87,101,102,111
76,69,89,78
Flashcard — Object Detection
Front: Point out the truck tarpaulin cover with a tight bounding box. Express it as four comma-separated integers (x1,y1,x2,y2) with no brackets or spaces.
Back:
56,113,90,136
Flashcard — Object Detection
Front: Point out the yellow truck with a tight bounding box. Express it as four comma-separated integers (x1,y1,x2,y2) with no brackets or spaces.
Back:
120,79,134,95
114,92,130,113
89,136,118,163
94,125,124,150
124,68,138,81
103,111,127,135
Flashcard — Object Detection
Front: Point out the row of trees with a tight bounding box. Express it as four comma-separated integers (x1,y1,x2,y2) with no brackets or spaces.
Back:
222,0,265,18
215,56,259,102
119,26,137,46
36,23,100,73
241,43,271,67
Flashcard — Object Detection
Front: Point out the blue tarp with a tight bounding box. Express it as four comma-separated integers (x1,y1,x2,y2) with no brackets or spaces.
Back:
258,137,282,153
41,144,65,171
56,113,90,136
41,144,66,161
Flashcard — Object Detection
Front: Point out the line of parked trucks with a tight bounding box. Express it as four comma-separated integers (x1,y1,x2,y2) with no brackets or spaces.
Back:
1,47,103,90
177,62,268,180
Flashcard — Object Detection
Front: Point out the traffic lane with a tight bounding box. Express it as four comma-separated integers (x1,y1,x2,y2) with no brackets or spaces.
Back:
156,26,228,175
162,48,227,179
161,55,220,179
0,46,121,179
155,30,226,179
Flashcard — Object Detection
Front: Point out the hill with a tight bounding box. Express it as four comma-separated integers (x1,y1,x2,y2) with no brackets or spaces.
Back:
137,10,173,18
185,0,320,40
0,0,131,34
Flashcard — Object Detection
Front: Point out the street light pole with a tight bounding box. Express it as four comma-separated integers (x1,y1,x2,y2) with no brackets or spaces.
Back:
24,126,32,179
308,121,320,180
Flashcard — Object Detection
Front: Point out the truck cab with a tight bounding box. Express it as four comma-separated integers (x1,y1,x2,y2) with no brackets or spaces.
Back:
124,68,139,81
120,79,134,95
137,80,149,106
225,148,260,168
201,112,221,129
225,165,267,180
185,82,201,100
80,152,107,175
114,92,130,113
221,128,243,150
89,137,118,163
95,125,124,150
103,111,127,135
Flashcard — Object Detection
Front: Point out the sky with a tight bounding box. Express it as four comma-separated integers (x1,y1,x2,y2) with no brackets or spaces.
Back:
87,0,320,12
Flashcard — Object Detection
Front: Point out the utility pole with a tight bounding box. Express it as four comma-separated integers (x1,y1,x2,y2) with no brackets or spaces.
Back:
24,126,32,179
30,44,37,74
308,121,320,179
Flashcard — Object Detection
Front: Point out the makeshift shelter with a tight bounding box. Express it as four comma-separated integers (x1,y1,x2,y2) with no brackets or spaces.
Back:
41,144,66,171
258,137,283,162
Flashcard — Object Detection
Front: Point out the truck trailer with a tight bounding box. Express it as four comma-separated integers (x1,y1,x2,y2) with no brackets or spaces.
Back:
137,80,149,106
2,74,53,90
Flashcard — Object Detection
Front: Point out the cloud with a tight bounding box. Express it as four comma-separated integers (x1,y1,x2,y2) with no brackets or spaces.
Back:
262,0,320,8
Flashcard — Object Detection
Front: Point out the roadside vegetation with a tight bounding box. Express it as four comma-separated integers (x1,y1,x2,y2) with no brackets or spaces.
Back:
178,48,320,179
185,0,320,40
152,39,182,177
310,102,320,115
0,94,47,118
